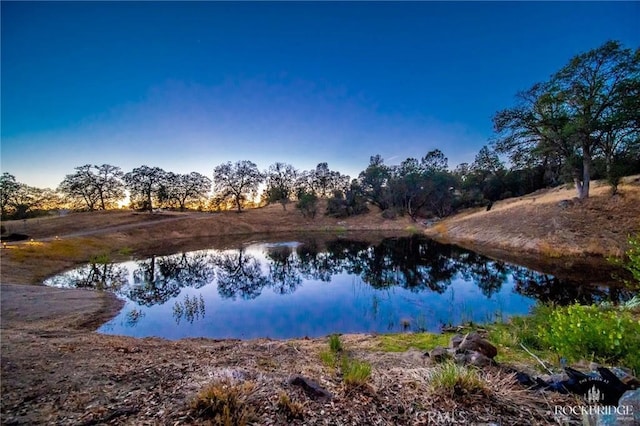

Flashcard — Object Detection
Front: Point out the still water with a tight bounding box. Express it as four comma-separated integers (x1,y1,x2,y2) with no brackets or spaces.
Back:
44,236,624,339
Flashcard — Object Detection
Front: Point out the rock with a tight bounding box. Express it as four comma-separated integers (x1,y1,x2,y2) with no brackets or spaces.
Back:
426,346,452,363
582,389,639,426
457,332,498,359
617,389,640,423
464,351,493,368
288,375,332,401
611,367,640,388
558,199,574,209
450,334,464,349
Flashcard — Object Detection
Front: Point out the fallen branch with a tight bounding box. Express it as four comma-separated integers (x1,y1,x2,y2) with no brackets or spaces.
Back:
519,343,553,375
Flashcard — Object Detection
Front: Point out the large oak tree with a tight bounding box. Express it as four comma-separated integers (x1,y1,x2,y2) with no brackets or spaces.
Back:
213,161,263,212
494,41,639,198
124,166,167,212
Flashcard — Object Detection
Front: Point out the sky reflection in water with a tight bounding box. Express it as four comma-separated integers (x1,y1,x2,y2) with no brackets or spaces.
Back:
43,236,619,339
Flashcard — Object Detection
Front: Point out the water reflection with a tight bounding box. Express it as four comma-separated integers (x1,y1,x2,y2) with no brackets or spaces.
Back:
512,268,633,305
44,236,629,339
173,293,205,324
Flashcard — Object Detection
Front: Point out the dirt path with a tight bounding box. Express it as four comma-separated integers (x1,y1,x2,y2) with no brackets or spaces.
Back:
36,212,208,241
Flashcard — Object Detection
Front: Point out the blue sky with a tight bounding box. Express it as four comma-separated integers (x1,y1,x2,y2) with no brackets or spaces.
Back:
2,1,638,189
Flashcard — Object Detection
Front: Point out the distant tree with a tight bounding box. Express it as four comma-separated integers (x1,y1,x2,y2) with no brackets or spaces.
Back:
213,160,263,212
7,184,50,219
58,165,101,211
0,173,20,218
390,157,446,220
124,166,167,212
94,164,125,209
417,150,456,218
265,162,298,210
421,149,449,173
312,162,333,198
299,162,347,199
326,183,369,218
160,172,211,210
58,164,124,210
471,146,506,203
295,190,318,219
357,155,391,210
294,170,315,197
552,41,639,198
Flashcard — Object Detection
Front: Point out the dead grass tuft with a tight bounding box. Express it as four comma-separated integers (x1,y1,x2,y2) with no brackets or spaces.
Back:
276,391,304,421
190,380,256,425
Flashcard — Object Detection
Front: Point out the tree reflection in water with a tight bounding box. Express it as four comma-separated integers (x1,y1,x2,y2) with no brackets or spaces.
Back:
44,259,128,292
265,245,302,295
511,268,632,305
173,293,205,324
214,248,269,300
44,235,631,316
129,251,215,306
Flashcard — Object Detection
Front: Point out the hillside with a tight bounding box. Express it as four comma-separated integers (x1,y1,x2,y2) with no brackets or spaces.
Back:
425,176,640,264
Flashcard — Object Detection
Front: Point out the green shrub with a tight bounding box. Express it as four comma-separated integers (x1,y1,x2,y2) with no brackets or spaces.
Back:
118,246,133,256
537,304,640,371
89,253,111,264
295,191,318,219
320,334,343,369
329,334,342,353
325,191,368,218
510,304,555,350
320,350,337,368
429,361,486,397
624,234,640,286
341,357,372,388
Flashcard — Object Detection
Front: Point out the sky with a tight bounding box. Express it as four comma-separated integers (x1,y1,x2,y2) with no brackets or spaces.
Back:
2,1,639,189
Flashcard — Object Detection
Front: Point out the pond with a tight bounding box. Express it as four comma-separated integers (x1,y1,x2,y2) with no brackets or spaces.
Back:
44,235,629,340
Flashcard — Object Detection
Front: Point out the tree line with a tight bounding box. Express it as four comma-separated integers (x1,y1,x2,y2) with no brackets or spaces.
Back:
1,40,638,221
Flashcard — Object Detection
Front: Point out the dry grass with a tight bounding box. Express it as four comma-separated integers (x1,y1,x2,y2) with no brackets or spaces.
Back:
276,391,304,421
426,177,640,260
190,380,256,425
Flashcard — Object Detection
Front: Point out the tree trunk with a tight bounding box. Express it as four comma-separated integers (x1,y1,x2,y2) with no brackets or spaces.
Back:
580,148,591,199
235,197,242,212
573,177,584,199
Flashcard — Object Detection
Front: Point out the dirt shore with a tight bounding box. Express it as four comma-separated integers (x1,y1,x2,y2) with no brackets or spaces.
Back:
2,186,635,424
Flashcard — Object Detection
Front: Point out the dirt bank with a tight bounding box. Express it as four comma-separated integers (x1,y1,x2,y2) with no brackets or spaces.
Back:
425,177,640,262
